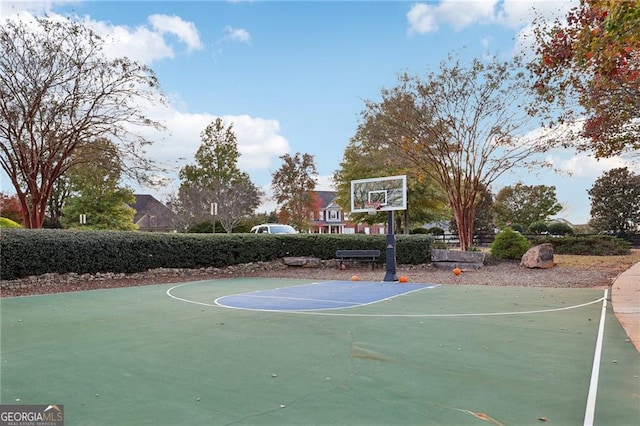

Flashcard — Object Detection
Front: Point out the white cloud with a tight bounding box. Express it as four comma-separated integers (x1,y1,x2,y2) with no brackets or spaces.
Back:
148,14,203,51
408,0,498,34
550,153,631,178
407,3,439,34
82,14,202,64
2,9,202,64
138,106,290,172
222,26,251,43
407,0,577,35
126,105,291,202
0,0,78,18
220,115,289,170
85,18,175,63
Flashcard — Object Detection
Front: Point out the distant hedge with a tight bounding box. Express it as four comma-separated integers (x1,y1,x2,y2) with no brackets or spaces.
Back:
0,229,434,280
528,235,631,255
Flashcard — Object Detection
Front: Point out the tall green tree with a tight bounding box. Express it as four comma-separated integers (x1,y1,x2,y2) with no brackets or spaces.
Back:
271,153,318,230
529,0,640,157
178,118,263,233
358,55,554,250
60,140,137,230
493,183,563,229
333,130,449,232
588,167,640,235
0,17,165,228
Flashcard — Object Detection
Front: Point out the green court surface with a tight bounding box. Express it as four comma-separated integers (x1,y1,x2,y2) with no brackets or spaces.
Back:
1,278,638,425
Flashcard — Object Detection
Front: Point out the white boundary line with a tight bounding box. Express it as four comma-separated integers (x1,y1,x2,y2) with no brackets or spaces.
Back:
166,281,605,317
583,288,608,426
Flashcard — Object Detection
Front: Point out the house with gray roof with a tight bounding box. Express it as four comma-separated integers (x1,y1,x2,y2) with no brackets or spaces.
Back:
131,194,177,232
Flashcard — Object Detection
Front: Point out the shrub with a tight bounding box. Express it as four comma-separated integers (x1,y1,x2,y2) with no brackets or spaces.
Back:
0,217,22,228
510,223,525,233
426,227,445,236
491,227,531,260
548,221,574,236
528,221,548,234
410,227,429,234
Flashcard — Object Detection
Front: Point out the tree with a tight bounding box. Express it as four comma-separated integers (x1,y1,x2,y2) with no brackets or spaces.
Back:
333,125,450,233
59,139,137,230
0,17,165,228
529,0,640,157
588,167,640,235
178,118,263,233
471,184,496,239
46,138,117,228
359,55,554,250
448,184,495,244
166,186,207,233
271,153,318,230
493,183,563,229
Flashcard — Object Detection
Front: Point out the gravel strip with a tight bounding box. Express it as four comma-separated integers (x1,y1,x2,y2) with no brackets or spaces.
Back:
0,259,622,298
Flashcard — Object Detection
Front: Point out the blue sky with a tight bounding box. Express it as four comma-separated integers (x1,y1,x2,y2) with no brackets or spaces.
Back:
1,0,637,225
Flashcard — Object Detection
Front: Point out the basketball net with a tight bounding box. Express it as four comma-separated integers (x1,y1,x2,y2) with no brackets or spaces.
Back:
365,202,382,215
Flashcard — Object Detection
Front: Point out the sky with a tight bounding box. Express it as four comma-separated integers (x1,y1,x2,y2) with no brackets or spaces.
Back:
1,0,637,225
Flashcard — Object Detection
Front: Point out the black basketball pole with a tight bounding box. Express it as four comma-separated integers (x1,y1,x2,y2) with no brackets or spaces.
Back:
384,210,398,282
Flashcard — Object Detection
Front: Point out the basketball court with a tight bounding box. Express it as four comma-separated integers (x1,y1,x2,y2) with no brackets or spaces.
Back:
2,277,638,425
2,176,638,424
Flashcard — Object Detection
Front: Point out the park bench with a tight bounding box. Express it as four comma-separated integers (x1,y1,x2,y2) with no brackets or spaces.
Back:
335,249,381,271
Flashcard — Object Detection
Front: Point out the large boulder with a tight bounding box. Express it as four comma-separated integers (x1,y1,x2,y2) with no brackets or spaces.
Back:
520,243,554,269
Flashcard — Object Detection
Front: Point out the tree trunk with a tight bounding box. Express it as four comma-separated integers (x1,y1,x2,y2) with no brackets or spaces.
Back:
453,204,475,251
17,184,50,228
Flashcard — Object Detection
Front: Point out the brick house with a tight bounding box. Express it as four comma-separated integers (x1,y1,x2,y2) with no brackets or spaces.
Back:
308,191,387,235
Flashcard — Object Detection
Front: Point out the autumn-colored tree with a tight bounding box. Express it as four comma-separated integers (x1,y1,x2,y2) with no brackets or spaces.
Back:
178,118,263,233
359,55,553,250
0,192,22,223
271,153,318,231
493,183,563,229
588,167,640,235
0,17,165,228
529,0,640,157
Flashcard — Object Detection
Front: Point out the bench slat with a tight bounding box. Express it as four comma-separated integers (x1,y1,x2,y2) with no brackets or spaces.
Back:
335,249,380,258
335,250,381,271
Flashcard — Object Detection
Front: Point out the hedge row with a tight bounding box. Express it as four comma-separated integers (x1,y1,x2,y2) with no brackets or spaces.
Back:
0,229,434,280
527,235,631,255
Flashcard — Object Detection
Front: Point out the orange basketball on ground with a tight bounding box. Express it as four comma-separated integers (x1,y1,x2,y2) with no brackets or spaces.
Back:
453,268,462,276
351,275,359,281
399,276,408,283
